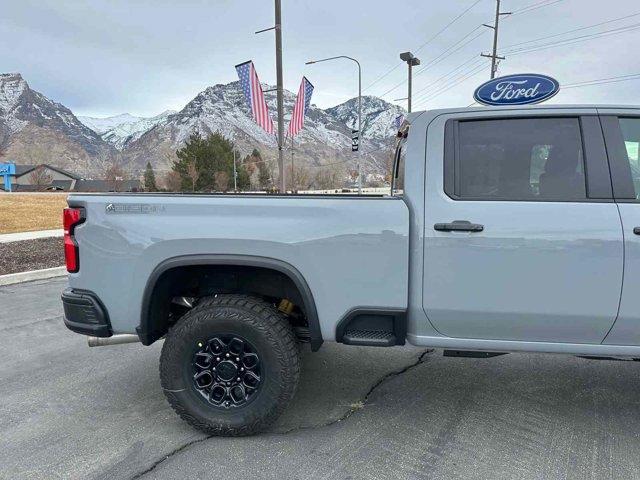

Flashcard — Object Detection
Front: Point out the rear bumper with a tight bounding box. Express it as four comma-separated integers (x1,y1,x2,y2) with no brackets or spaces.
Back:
61,288,112,337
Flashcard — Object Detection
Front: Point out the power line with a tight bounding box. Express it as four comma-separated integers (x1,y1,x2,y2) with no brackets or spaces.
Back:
503,11,640,49
415,25,486,75
363,0,485,92
379,0,558,98
504,22,640,56
420,72,640,112
372,0,565,99
413,62,488,109
412,56,485,103
414,0,486,55
563,72,640,89
379,27,488,98
510,0,563,16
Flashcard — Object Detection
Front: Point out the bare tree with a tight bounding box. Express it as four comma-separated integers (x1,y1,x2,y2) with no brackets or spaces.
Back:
186,162,200,191
29,166,53,190
291,165,312,191
214,171,229,192
104,164,125,192
314,163,346,190
163,170,182,192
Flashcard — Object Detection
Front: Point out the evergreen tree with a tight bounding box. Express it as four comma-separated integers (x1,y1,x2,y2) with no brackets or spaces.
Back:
144,161,158,192
172,132,250,191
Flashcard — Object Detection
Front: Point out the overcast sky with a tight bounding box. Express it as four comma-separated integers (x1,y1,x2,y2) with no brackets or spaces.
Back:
1,0,638,118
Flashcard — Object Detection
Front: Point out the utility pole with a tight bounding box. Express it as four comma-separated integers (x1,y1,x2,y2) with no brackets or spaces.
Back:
274,0,286,192
481,0,511,79
399,52,420,112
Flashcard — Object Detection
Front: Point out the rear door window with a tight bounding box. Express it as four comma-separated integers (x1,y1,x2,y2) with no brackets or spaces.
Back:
448,117,587,201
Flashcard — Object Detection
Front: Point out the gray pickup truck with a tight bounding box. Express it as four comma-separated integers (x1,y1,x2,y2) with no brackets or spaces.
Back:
62,104,640,436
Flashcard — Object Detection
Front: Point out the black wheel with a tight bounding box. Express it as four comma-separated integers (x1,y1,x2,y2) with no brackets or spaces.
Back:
160,294,300,436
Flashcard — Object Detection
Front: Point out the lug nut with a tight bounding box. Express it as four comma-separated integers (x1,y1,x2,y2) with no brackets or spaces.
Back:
240,367,244,372
236,357,240,362
216,357,220,361
226,353,230,357
237,377,241,381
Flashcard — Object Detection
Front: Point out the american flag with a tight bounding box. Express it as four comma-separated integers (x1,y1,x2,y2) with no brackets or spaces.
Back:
287,76,314,137
235,61,274,135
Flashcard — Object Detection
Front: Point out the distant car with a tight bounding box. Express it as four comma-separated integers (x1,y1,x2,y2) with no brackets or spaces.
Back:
61,104,640,436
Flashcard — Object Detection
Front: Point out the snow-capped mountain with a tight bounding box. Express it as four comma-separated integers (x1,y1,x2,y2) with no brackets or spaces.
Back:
123,81,404,176
77,113,141,133
78,110,176,150
326,95,405,141
0,73,114,175
0,73,405,179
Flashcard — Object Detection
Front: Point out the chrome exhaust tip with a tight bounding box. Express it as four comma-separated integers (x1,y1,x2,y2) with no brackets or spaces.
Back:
87,334,140,347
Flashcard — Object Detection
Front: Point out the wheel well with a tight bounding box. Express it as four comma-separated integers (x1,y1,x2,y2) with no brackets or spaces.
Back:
138,258,322,350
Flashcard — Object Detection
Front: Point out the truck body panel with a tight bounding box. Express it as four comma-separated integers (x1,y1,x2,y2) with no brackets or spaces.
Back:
67,195,409,341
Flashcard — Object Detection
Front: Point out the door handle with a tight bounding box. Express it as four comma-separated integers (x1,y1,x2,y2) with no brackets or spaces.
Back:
634,227,640,235
434,220,484,232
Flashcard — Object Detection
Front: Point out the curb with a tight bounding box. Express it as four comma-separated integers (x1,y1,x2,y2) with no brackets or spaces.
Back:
0,266,67,286
0,229,64,244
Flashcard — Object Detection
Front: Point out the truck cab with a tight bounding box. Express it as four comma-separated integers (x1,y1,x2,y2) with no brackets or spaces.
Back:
399,105,640,354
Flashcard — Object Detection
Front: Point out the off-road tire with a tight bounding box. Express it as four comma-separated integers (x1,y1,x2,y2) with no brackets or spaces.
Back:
160,294,300,436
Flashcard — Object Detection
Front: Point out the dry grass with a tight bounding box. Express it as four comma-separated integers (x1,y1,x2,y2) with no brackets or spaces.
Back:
0,193,68,234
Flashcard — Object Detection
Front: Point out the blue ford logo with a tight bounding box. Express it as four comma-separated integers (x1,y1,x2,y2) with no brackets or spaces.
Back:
473,73,560,106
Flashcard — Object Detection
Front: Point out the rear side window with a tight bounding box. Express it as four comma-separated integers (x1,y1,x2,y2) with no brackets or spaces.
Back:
619,118,640,199
447,118,587,201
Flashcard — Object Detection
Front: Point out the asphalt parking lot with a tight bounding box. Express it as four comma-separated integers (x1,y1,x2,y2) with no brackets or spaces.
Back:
3,278,640,480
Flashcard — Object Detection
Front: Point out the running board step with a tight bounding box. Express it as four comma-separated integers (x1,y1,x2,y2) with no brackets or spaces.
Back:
443,350,508,358
342,329,396,347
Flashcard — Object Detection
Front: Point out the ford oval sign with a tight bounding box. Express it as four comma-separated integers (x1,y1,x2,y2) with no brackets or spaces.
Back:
473,73,560,106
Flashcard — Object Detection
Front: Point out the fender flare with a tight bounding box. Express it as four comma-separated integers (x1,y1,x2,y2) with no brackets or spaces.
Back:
137,254,323,351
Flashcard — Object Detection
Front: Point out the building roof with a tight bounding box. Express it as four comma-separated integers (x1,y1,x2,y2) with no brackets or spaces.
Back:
73,179,141,192
15,164,36,175
14,164,80,180
49,180,74,191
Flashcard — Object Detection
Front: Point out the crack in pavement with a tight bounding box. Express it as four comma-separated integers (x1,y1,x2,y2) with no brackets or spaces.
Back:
129,349,433,480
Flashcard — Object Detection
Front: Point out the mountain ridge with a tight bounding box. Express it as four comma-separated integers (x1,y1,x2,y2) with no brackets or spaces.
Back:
0,73,405,181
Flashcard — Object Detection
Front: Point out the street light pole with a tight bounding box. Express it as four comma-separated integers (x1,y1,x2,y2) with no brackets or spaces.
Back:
400,52,420,113
306,55,362,194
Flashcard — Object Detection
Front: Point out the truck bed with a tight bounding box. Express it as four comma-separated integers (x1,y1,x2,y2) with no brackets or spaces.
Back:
66,193,410,341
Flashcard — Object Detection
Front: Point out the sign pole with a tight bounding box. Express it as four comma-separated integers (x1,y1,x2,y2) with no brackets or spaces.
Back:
357,61,361,195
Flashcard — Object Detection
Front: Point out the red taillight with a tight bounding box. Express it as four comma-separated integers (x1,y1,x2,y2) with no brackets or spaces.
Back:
63,208,84,273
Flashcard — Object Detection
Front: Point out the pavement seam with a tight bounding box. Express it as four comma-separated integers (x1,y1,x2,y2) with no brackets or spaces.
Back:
128,348,433,480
